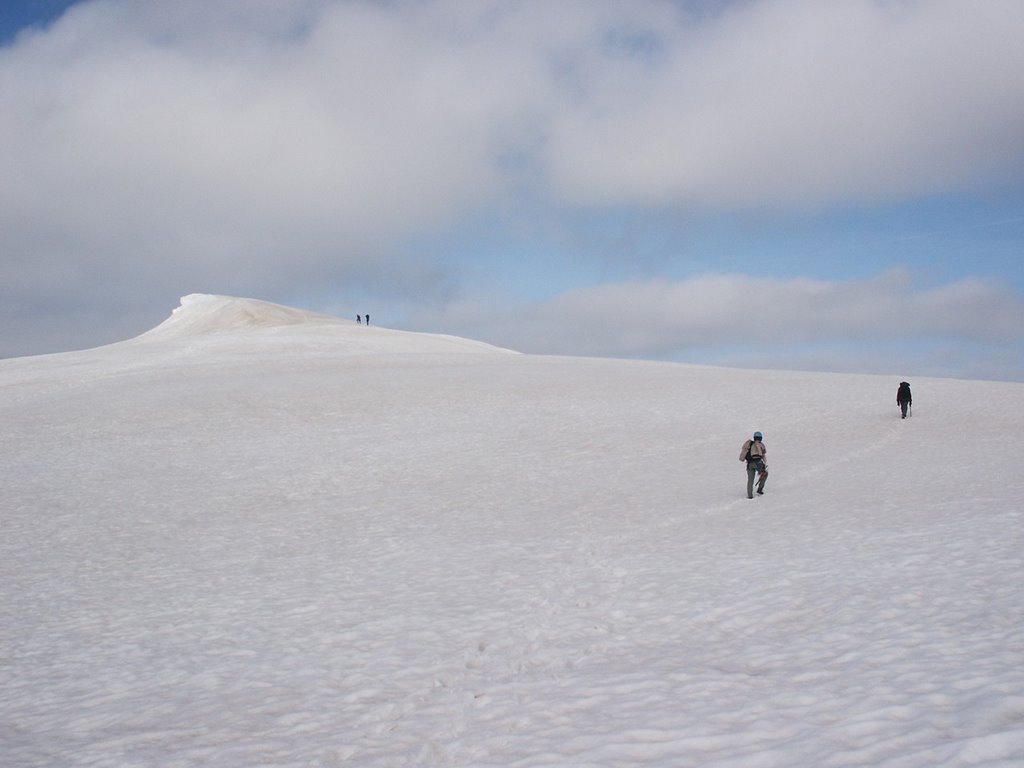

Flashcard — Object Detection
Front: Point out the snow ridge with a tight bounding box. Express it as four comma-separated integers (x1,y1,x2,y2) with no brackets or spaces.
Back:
130,294,517,355
135,294,349,338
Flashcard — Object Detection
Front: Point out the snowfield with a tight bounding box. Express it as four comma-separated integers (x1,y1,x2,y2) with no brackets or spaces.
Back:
2,295,1023,767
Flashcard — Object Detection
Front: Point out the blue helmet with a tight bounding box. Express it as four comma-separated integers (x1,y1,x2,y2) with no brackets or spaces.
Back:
753,431,763,440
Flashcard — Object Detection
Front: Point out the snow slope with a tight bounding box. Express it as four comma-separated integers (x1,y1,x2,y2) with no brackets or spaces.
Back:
2,295,1023,767
131,294,515,355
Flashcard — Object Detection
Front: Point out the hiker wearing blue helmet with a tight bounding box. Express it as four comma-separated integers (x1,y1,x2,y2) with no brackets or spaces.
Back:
739,431,768,499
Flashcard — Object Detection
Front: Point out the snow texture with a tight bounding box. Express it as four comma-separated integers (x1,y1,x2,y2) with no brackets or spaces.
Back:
2,294,1023,767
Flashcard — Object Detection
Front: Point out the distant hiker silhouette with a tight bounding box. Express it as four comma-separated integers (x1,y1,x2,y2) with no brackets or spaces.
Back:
357,315,362,324
365,314,370,326
739,432,768,499
897,381,912,419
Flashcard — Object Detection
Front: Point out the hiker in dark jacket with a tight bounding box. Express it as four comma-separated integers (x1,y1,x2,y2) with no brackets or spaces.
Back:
739,432,768,499
897,381,912,419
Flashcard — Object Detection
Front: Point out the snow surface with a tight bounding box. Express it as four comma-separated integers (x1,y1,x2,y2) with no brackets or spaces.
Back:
2,295,1023,767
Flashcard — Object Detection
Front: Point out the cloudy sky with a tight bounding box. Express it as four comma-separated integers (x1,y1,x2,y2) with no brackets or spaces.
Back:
2,0,1023,380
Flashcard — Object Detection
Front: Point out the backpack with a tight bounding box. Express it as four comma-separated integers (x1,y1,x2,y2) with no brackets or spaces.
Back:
745,439,765,468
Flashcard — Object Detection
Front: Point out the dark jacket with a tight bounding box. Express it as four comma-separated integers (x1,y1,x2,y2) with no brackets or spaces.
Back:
897,382,912,405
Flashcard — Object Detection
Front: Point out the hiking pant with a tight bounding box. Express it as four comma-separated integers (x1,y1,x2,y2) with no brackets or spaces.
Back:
747,463,767,498
899,401,910,418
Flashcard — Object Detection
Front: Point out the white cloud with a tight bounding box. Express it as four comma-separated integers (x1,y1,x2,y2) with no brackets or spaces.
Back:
410,269,1024,370
5,1,1022,240
2,0,1023,358
545,0,1024,208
